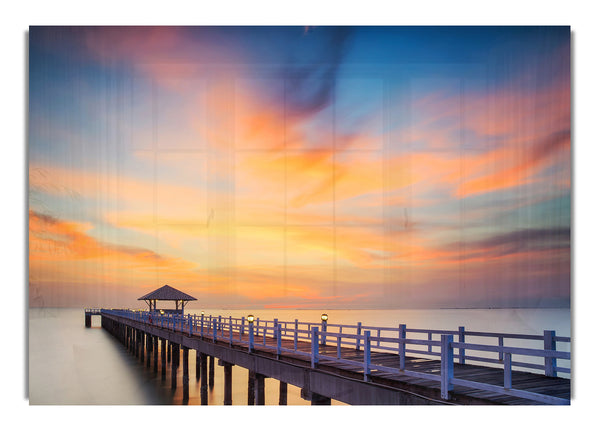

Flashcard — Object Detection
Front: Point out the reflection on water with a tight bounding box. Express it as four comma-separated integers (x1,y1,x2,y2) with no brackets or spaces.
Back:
29,308,329,405
28,307,570,405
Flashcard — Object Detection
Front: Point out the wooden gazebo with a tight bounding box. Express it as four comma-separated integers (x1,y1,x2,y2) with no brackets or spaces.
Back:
138,284,197,315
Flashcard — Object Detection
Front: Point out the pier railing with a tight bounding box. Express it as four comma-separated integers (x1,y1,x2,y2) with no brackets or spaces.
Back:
100,309,570,405
84,308,102,314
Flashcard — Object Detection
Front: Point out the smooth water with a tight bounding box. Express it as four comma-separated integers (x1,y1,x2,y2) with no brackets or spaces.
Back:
28,307,570,405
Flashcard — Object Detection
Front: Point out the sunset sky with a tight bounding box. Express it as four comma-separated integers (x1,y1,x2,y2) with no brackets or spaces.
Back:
28,26,571,309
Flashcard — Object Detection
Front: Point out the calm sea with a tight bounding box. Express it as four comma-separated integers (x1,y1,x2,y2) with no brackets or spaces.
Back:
28,307,570,405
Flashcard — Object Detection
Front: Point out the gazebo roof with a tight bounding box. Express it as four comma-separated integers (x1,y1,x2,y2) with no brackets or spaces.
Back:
138,285,197,301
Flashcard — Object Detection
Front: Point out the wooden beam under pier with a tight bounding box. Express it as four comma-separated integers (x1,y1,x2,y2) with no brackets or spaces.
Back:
182,347,189,402
200,353,208,405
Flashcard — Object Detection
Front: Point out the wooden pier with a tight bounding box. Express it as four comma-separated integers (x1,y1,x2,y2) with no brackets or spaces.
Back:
90,309,571,405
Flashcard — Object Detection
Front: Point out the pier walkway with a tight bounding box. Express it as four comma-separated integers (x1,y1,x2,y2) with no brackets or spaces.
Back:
91,309,570,405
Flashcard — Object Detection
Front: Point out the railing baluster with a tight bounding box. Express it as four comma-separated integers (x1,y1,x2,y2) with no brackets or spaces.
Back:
498,336,504,361
544,330,557,377
229,317,233,346
213,318,217,342
249,321,254,352
458,326,465,364
276,324,282,358
364,330,371,381
504,352,512,389
440,334,454,400
294,319,298,351
311,326,319,368
356,322,362,350
338,326,342,359
399,324,406,370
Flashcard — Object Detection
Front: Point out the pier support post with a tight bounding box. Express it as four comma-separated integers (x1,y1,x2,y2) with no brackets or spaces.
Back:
279,381,288,405
247,371,255,405
139,330,144,358
209,356,215,388
200,353,208,405
85,314,91,327
223,361,232,405
182,347,189,402
196,351,200,381
135,330,139,358
161,338,166,379
167,341,171,363
171,343,179,389
153,336,158,373
146,335,151,367
255,373,265,405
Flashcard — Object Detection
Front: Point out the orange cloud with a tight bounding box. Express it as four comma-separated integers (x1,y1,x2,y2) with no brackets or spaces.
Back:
458,130,570,197
29,210,193,269
403,79,570,198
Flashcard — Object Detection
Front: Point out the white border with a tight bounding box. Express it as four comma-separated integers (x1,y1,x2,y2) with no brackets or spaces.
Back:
3,1,597,429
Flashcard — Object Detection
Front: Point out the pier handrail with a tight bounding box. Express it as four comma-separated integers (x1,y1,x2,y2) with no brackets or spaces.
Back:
99,308,570,405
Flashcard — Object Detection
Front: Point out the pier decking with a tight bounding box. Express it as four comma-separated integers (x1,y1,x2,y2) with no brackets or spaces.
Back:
90,309,571,405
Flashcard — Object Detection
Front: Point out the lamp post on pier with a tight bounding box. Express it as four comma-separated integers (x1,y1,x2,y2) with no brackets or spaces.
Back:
248,315,255,352
321,313,328,345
